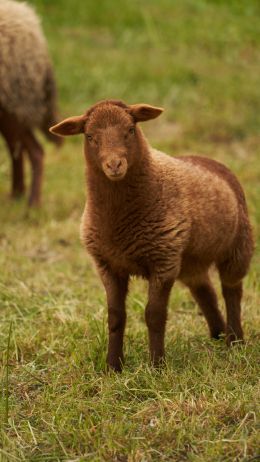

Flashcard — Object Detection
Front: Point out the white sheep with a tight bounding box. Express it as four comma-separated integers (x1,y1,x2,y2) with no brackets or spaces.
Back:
0,0,61,205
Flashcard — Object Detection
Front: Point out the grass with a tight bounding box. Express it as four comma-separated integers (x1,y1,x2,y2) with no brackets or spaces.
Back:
0,0,260,460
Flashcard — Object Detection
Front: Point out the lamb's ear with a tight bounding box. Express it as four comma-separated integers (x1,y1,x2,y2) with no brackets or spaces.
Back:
49,115,87,137
128,104,164,122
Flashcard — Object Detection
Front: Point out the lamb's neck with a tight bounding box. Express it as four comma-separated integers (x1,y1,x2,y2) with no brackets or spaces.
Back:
86,147,153,208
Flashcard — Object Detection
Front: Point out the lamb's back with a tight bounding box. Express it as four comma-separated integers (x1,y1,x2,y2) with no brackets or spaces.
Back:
150,150,239,258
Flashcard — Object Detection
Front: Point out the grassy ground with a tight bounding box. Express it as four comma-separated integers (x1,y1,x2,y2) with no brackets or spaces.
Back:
0,0,260,460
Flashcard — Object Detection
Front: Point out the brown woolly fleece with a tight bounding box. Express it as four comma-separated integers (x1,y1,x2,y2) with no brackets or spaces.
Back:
50,100,254,371
0,0,61,206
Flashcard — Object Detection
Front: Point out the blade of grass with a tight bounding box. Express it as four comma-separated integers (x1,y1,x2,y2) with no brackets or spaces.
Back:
5,321,12,425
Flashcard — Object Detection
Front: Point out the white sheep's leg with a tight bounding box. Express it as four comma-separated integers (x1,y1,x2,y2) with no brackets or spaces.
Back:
1,121,25,198
100,267,129,372
145,276,174,366
10,143,25,198
23,130,44,206
5,140,25,198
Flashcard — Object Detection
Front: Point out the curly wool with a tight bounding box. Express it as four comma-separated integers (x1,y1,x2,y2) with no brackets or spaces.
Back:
0,0,54,128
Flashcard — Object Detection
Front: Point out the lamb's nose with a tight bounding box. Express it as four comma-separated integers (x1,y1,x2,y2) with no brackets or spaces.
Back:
106,159,122,171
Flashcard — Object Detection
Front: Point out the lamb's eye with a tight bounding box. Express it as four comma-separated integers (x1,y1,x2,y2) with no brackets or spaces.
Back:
129,126,135,135
87,134,93,141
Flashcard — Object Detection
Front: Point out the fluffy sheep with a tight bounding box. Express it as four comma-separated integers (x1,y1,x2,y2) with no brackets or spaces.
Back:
0,0,61,206
50,99,254,371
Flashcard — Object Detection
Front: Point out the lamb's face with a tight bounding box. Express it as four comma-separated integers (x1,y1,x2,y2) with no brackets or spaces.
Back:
49,100,163,182
84,104,138,181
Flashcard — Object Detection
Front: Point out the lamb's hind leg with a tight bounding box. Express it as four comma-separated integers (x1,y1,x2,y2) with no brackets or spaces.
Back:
188,276,225,339
218,232,253,345
218,257,246,345
221,281,243,345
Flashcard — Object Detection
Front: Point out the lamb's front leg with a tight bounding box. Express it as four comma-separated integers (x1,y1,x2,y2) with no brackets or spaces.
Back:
100,268,129,372
145,277,174,366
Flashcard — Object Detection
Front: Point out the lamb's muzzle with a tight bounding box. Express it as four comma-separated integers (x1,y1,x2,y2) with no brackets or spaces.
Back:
102,152,127,180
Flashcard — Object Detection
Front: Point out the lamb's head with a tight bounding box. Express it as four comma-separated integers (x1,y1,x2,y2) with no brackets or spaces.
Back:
50,100,163,181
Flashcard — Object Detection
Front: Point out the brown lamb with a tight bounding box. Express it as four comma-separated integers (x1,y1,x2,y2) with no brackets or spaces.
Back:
50,99,254,372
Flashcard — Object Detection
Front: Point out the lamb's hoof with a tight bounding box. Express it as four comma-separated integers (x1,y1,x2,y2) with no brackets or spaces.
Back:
106,358,123,373
226,332,244,347
210,321,226,340
151,356,166,369
211,331,225,341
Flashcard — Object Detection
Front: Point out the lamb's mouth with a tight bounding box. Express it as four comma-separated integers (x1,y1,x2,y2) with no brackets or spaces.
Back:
106,171,126,181
103,168,127,181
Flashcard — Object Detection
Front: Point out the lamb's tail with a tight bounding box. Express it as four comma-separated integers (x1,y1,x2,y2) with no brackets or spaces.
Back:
41,66,63,146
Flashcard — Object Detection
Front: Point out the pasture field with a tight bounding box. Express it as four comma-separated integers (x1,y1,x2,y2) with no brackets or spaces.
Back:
0,0,259,460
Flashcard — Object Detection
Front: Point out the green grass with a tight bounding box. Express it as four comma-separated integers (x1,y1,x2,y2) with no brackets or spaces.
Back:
0,0,260,460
